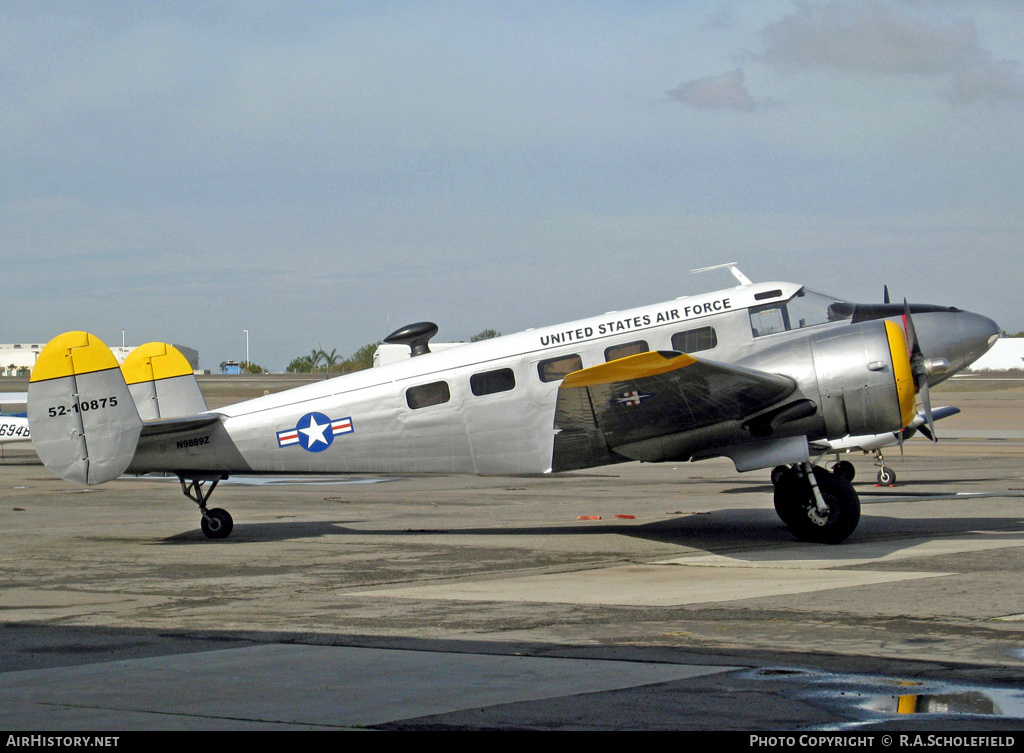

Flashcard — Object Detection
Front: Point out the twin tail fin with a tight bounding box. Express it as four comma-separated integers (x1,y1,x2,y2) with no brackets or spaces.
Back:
27,332,206,485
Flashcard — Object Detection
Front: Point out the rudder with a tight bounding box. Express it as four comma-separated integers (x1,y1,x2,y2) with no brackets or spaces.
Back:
27,332,142,485
121,342,207,420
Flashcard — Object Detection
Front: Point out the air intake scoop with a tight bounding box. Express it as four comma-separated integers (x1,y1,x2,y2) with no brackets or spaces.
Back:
383,321,438,357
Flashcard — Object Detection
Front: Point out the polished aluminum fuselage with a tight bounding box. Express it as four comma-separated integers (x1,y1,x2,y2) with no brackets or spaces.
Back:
127,281,998,477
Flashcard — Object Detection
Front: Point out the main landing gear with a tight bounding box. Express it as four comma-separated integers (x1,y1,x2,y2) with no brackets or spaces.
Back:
770,463,860,544
178,473,234,539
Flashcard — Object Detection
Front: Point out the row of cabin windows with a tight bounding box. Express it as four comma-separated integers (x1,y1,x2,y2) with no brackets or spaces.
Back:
406,367,517,409
406,325,718,409
600,326,717,363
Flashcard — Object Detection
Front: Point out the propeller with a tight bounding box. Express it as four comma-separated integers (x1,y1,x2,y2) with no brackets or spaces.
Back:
903,299,936,441
884,285,890,304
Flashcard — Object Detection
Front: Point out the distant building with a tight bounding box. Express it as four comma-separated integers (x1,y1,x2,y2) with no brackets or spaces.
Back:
0,341,200,376
372,342,467,367
220,360,242,375
0,343,45,376
969,338,1024,371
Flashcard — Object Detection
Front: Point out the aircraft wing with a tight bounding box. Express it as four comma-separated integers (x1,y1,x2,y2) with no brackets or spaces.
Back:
552,350,799,471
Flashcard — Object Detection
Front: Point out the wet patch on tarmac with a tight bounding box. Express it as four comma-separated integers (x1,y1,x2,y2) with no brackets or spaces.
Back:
744,667,1024,728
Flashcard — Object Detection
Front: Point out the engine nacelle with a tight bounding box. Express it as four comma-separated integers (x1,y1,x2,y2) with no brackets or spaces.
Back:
811,319,915,438
741,319,916,442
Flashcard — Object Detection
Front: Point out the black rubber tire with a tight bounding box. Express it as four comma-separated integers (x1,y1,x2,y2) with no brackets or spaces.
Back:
773,467,806,526
771,464,795,488
200,508,234,539
877,467,896,485
775,468,860,544
832,460,856,482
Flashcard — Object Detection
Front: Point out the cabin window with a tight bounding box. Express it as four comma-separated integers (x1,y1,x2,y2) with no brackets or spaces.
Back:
537,354,583,383
470,368,516,396
671,327,718,353
750,288,849,338
406,381,451,409
604,340,649,362
749,305,788,338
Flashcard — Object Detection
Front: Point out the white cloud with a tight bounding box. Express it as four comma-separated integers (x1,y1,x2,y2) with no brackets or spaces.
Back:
944,58,1024,105
761,0,980,74
758,0,1024,106
666,68,763,111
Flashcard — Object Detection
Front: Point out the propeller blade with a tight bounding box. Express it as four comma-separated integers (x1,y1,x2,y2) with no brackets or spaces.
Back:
903,299,938,441
903,299,921,358
919,379,937,441
884,285,890,304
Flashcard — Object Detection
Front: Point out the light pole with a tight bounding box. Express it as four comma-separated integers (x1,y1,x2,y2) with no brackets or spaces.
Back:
244,330,249,372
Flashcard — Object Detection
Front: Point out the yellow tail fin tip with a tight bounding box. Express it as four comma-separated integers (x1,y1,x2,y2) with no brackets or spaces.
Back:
30,331,119,383
121,342,194,385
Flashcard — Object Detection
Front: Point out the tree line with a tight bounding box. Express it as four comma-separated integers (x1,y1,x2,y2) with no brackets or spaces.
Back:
286,343,380,374
285,330,500,375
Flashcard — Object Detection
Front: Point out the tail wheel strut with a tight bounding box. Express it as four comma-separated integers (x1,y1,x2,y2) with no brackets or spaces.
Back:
178,473,233,539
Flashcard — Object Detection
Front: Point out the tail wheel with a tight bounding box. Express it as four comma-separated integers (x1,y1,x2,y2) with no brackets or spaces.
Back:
201,508,234,540
774,467,860,544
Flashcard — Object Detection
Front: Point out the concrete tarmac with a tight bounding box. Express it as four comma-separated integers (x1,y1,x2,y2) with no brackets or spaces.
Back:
4,381,1024,730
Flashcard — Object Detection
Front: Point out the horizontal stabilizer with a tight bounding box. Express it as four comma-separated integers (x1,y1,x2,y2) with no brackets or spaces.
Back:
140,414,221,437
121,342,207,419
28,331,143,485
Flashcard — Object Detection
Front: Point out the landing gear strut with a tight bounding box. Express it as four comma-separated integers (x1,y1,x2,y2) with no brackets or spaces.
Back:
178,473,234,539
771,463,860,544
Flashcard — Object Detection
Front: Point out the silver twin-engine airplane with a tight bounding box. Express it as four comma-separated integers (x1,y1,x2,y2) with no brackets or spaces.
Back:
27,265,999,544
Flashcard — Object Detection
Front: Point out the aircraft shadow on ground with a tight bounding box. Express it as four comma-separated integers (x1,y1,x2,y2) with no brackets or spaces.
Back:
155,508,1024,564
721,476,1013,494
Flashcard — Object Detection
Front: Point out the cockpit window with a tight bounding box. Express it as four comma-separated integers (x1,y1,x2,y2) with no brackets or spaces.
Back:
750,288,848,338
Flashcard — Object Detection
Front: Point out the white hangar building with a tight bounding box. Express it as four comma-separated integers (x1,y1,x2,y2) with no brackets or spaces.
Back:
0,342,200,377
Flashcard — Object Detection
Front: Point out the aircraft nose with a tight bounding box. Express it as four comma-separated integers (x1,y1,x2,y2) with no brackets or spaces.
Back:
958,311,1001,367
915,309,1000,380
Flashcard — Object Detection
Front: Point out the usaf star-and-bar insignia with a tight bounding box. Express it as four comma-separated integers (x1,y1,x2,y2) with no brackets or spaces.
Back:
611,391,653,407
277,412,354,452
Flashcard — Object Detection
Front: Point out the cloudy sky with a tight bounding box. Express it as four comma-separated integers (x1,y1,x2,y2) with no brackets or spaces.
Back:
4,1,1022,371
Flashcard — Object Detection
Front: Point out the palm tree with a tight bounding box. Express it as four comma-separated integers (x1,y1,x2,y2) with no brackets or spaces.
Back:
321,348,344,377
309,348,325,373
